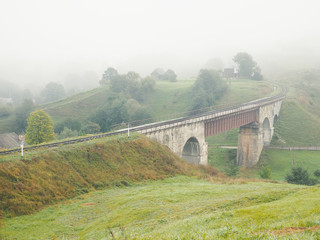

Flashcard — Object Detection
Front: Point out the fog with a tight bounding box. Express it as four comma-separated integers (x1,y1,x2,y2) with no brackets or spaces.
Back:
1,0,320,91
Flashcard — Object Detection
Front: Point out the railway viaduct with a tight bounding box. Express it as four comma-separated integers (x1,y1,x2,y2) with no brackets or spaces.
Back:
135,92,285,167
0,89,285,168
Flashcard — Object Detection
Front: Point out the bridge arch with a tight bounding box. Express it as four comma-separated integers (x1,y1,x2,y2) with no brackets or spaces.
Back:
182,137,201,164
262,117,272,145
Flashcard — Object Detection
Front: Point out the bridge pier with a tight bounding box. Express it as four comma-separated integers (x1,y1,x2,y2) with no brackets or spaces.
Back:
236,122,264,167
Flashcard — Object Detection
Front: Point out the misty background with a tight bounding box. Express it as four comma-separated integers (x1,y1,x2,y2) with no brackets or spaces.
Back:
1,0,320,100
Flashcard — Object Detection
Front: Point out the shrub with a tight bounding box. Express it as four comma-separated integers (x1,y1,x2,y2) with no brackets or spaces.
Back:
314,169,320,178
285,167,318,186
225,150,239,177
259,165,272,179
54,118,81,134
57,127,79,140
81,121,101,134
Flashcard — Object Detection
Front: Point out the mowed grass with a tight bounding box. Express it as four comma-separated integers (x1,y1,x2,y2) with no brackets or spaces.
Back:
144,79,195,119
271,100,320,147
215,79,274,107
1,176,319,239
258,149,320,181
206,130,320,181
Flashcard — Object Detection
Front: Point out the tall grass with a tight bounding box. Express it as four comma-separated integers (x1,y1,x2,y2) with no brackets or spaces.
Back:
0,134,215,219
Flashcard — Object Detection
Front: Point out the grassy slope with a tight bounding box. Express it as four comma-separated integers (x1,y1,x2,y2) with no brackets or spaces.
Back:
1,176,319,239
0,79,274,133
42,86,111,122
0,134,213,219
36,79,275,125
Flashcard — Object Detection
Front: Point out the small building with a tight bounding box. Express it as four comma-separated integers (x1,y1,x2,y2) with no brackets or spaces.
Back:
223,68,238,79
0,132,20,150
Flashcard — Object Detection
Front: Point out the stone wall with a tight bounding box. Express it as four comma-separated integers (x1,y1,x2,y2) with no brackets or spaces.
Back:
140,122,208,165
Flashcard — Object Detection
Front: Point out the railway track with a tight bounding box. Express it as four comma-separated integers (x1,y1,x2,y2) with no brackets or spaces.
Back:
0,85,286,156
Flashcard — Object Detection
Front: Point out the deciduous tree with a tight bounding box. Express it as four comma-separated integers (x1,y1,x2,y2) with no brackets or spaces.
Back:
233,52,263,80
100,67,118,85
25,110,55,144
40,82,65,103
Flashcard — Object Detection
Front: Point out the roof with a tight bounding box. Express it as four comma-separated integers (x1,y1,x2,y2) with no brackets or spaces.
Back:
0,132,20,149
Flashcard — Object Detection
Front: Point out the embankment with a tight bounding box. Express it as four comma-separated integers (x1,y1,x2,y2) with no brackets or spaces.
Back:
0,134,215,218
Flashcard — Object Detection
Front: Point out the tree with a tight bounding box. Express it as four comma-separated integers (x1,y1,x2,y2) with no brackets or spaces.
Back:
150,68,165,80
110,74,127,93
13,99,35,133
40,82,65,103
25,110,55,144
285,167,318,186
252,66,263,81
163,69,177,82
190,69,227,112
233,52,263,80
100,67,118,85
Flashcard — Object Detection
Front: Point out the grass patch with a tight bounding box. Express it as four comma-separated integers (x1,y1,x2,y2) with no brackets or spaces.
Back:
272,101,320,146
1,176,319,239
258,149,320,181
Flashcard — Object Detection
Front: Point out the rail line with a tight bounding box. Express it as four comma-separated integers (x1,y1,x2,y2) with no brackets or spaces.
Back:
0,86,286,156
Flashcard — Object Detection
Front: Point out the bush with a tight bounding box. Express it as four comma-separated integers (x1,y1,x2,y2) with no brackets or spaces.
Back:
55,118,81,134
285,167,318,186
225,150,239,177
314,169,320,178
57,127,79,140
259,165,272,179
81,121,101,134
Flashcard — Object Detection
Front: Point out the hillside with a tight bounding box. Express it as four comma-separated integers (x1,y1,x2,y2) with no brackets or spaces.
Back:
0,79,275,134
42,79,274,127
0,134,216,219
1,176,319,239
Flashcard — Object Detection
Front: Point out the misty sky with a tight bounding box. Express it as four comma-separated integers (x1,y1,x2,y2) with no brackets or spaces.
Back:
1,0,320,87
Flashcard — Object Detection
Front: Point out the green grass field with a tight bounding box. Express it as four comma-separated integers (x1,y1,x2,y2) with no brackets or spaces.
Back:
1,176,319,239
1,74,320,239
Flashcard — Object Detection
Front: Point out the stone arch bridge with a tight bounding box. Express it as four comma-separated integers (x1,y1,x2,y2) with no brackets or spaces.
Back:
132,91,285,167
